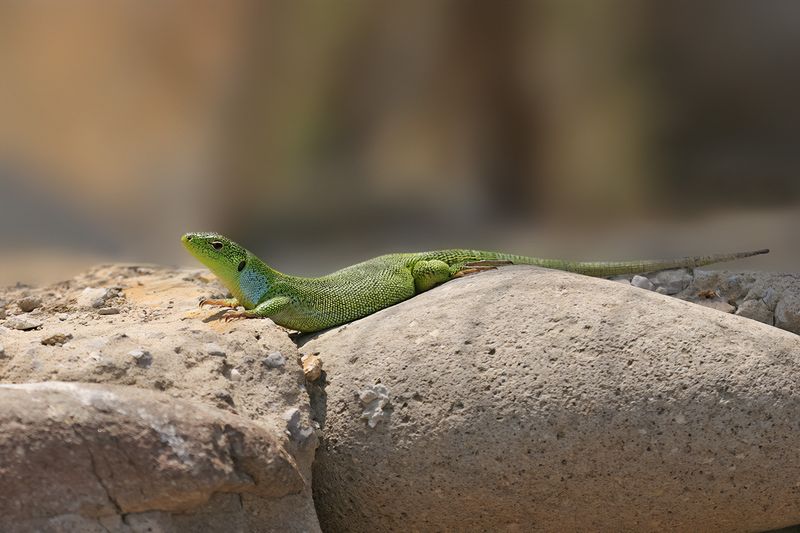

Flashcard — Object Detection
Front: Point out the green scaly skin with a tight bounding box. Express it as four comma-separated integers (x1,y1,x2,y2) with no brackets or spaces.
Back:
181,232,769,333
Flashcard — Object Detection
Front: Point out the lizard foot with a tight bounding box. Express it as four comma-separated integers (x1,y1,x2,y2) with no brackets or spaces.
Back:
463,260,513,267
200,298,239,309
222,310,253,322
453,265,499,278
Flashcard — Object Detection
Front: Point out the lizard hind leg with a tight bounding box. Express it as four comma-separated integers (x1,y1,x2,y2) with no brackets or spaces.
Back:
412,259,453,292
451,260,512,279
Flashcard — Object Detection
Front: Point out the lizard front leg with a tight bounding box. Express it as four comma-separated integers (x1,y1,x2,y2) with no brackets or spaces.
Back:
222,296,292,322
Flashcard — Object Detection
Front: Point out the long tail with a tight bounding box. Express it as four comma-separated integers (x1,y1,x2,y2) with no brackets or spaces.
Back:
488,249,770,277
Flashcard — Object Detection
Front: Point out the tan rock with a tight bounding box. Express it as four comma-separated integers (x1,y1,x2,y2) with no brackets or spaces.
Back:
303,266,800,532
0,265,320,532
0,382,303,530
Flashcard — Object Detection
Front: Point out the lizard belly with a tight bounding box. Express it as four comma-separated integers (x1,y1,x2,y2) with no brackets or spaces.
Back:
273,266,416,332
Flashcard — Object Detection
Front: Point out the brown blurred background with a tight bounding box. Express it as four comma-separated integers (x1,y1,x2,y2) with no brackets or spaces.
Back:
0,0,798,285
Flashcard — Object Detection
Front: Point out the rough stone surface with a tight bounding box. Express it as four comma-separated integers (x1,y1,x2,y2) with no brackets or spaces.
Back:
775,292,800,335
0,265,320,532
0,382,304,531
681,271,800,334
736,298,774,324
302,266,800,533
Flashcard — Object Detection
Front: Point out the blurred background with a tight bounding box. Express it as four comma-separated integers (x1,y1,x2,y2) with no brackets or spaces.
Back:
0,0,798,285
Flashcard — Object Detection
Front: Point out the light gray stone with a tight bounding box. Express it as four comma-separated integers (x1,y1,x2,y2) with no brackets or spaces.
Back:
264,351,286,368
5,316,43,331
678,271,800,334
649,268,693,295
77,287,111,309
736,298,774,324
203,343,226,357
775,293,800,335
630,275,655,291
304,266,800,532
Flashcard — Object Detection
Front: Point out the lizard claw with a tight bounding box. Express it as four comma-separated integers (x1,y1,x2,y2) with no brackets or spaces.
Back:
200,298,237,309
222,310,250,322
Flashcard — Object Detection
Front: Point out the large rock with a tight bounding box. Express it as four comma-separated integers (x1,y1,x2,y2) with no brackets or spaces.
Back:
0,265,320,532
0,382,303,532
302,266,800,532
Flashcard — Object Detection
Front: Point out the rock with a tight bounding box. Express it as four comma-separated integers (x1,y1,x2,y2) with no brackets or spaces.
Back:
775,292,800,335
128,349,152,368
17,297,42,312
77,287,111,309
264,351,286,369
41,333,73,346
301,353,322,381
694,298,735,314
0,382,305,531
303,266,800,532
736,298,774,324
678,271,800,334
358,384,390,428
97,307,121,315
0,344,4,357
0,265,320,532
630,275,655,291
5,316,43,331
650,268,693,295
204,343,226,357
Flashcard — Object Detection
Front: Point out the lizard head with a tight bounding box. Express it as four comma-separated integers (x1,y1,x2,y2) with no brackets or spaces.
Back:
181,232,250,291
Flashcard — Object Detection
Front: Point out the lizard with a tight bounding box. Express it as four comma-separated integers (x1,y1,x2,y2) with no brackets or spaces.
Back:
181,232,768,333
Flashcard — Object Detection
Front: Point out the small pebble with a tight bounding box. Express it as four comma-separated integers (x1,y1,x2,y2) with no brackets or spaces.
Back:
57,313,69,321
17,297,42,313
631,275,655,291
263,351,286,368
129,349,153,367
301,354,322,381
204,343,226,357
97,308,121,315
650,269,693,295
359,384,390,428
5,316,43,331
230,368,242,381
0,344,5,357
41,333,73,346
77,287,111,309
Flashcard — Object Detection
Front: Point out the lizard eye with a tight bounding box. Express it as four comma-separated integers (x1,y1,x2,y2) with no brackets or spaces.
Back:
211,241,223,250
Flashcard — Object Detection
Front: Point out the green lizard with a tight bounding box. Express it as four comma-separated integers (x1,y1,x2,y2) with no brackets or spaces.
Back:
182,232,768,333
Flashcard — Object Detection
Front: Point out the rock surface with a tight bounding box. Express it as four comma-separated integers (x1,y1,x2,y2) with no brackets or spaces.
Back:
0,382,304,531
302,266,800,532
0,265,320,532
617,268,800,336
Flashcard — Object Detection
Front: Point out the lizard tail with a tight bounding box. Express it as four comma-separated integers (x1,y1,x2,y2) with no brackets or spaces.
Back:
497,249,770,277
